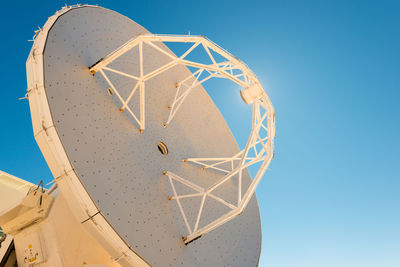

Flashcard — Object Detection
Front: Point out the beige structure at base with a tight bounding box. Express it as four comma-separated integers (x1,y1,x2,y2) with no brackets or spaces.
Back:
0,170,33,212
0,170,121,267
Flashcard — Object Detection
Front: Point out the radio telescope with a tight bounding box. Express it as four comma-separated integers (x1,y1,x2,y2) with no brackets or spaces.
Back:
0,4,274,266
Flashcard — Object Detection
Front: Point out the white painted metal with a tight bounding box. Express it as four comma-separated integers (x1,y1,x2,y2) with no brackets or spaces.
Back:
25,5,149,267
89,34,269,131
90,34,275,243
25,4,270,266
1,187,125,266
0,170,33,212
0,185,54,235
0,170,34,265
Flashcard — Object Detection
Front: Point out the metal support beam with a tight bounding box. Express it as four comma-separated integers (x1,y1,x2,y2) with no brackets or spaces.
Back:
89,34,275,244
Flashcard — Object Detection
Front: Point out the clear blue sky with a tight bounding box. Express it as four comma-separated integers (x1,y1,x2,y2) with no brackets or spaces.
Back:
1,1,399,266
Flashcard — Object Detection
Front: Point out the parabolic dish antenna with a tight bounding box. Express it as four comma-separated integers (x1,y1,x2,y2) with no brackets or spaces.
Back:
26,4,274,266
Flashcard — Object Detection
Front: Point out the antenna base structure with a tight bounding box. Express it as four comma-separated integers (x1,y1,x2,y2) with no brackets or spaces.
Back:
89,34,275,244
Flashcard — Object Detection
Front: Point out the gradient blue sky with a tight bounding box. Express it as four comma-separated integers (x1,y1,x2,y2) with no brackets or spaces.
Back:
1,1,399,266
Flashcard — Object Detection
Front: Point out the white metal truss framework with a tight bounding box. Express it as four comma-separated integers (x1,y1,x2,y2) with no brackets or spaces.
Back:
89,34,275,244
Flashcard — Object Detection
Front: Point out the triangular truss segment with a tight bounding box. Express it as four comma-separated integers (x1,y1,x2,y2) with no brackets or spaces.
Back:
165,99,274,243
89,34,255,131
165,171,236,235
